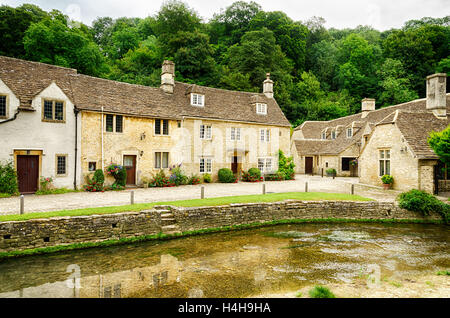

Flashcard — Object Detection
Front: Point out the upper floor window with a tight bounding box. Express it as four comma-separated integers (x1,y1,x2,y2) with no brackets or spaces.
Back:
331,130,336,139
260,129,270,142
256,103,267,115
155,119,169,135
43,99,65,122
200,124,212,139
191,93,204,107
105,114,123,132
321,132,326,140
0,95,6,118
379,149,391,176
347,128,352,138
231,127,241,141
200,158,212,173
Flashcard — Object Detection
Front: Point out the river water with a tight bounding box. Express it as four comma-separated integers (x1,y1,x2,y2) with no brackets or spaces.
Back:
0,223,448,298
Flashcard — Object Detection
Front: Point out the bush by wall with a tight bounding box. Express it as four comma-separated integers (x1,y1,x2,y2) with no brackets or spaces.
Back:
169,164,188,186
278,150,295,180
93,169,105,187
188,174,202,185
149,170,175,187
326,168,337,176
202,173,212,183
398,189,449,224
218,168,236,183
242,168,263,182
308,286,336,298
0,161,18,195
106,164,127,187
381,174,394,184
264,172,285,181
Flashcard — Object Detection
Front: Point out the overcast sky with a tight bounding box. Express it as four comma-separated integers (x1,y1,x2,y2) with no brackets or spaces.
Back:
1,0,449,30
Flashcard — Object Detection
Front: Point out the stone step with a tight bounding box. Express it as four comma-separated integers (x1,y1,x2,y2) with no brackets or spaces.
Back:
161,219,176,226
160,213,174,218
162,224,179,231
164,230,182,235
161,217,176,222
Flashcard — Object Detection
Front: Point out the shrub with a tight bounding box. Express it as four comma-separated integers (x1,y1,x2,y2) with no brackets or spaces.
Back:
218,168,236,183
188,174,202,185
93,169,105,186
149,170,175,187
202,173,212,183
104,183,125,191
169,164,188,186
105,164,127,187
0,160,18,195
326,168,336,176
264,172,285,181
248,167,261,179
398,189,449,223
278,150,295,180
381,174,394,184
83,177,103,192
242,168,263,182
308,286,336,298
39,176,54,192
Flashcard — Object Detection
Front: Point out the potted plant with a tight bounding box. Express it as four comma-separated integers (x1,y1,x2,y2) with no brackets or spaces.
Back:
326,168,336,177
381,174,394,190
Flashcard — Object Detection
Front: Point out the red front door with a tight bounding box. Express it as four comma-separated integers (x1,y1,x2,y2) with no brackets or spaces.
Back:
17,155,39,193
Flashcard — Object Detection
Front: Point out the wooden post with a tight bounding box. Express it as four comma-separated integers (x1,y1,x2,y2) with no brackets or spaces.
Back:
351,184,354,195
20,195,24,215
321,168,324,178
305,182,308,192
333,171,336,179
130,191,134,205
201,186,205,199
262,183,266,195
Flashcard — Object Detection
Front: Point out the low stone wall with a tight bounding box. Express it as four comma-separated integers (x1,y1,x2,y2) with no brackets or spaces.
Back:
0,201,442,253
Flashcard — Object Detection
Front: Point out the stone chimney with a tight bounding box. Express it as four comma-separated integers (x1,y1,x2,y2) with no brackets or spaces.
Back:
161,60,175,94
263,73,273,98
361,98,375,118
426,73,447,117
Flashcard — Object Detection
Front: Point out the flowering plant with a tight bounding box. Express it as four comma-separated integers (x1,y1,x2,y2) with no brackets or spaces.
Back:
241,170,263,182
188,174,202,185
39,176,54,191
83,178,103,192
149,170,175,187
106,164,122,176
105,163,127,187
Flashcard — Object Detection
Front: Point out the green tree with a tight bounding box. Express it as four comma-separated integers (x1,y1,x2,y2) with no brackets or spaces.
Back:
428,125,450,168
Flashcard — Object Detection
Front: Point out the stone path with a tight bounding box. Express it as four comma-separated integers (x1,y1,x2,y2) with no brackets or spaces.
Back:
0,175,401,216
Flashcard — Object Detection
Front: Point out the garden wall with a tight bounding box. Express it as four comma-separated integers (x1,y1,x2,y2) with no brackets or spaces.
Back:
0,200,442,253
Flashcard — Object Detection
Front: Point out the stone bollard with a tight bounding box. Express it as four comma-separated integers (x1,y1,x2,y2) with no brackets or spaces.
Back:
333,172,336,179
351,184,355,195
201,186,205,199
305,182,308,192
262,183,266,195
321,168,324,178
20,195,24,215
130,190,135,205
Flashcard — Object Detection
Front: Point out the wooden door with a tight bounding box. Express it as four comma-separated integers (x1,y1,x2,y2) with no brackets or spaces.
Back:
123,155,136,185
17,155,39,193
305,157,313,174
231,156,238,174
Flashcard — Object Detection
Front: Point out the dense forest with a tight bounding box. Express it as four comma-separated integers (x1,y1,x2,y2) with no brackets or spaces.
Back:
0,1,449,127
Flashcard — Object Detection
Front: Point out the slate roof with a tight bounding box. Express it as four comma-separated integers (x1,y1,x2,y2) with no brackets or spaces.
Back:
0,56,290,127
293,95,450,156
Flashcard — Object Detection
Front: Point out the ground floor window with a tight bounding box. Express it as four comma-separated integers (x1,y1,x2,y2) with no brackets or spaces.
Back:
200,158,212,173
155,152,169,169
341,158,351,171
56,154,67,176
258,158,273,173
379,149,390,176
88,162,97,171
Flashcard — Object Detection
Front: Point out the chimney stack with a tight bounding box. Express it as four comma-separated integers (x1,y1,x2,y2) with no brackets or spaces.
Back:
263,73,273,98
426,73,447,117
161,60,175,94
361,98,375,118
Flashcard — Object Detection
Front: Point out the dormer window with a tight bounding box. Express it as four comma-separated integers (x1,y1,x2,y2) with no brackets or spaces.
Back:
256,103,267,115
191,93,204,107
321,132,326,140
347,128,352,138
42,99,65,122
331,131,336,139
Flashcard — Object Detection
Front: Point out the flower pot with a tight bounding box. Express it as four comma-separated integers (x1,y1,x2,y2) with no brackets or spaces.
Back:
382,183,391,190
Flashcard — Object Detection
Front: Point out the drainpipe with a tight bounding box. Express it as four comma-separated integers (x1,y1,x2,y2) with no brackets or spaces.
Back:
101,106,104,170
74,107,79,190
0,108,20,125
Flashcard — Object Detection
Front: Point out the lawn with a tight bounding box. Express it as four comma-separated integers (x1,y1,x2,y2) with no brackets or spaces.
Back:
0,191,372,222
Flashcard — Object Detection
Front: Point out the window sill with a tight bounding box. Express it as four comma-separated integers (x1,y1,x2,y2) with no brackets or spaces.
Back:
42,119,66,123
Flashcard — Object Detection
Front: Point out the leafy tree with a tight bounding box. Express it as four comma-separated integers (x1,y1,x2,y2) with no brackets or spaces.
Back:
428,125,450,168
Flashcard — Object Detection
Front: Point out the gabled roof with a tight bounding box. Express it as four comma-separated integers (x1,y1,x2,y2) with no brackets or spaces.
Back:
0,55,291,127
378,111,449,159
0,56,76,110
294,139,333,156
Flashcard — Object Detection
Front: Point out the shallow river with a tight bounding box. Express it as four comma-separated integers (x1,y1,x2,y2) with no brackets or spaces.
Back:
0,223,448,298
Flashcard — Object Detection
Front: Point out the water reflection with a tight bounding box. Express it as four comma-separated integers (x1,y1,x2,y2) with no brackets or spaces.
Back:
0,223,448,298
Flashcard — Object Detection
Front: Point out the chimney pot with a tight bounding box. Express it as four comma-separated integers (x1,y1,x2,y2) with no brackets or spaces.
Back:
426,73,447,117
161,60,175,94
361,98,375,118
263,73,273,98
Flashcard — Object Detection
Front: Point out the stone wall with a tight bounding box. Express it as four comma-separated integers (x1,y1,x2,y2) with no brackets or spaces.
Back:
0,201,442,253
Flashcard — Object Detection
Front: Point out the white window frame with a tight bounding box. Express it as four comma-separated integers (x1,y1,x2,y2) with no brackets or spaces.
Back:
347,128,352,138
331,130,336,139
200,124,212,140
321,132,326,140
260,129,270,142
379,149,391,176
256,103,267,115
231,127,241,141
200,158,212,173
155,152,169,169
258,157,273,173
191,93,205,107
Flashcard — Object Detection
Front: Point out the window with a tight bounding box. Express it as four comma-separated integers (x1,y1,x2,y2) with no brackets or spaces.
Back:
56,155,67,176
200,125,212,139
331,131,336,139
155,152,169,168
342,158,351,171
231,127,241,141
379,150,391,176
116,115,123,133
191,94,204,106
260,129,270,142
256,103,267,115
88,162,97,172
322,132,326,140
42,100,65,122
105,114,113,132
155,119,169,135
0,95,6,117
347,128,352,138
200,158,212,173
258,158,273,173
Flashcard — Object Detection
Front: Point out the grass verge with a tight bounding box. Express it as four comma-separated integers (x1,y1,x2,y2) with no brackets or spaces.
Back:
0,217,443,260
0,191,372,222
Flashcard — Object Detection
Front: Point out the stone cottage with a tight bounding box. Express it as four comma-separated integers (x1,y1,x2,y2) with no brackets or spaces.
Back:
291,73,449,193
0,56,291,192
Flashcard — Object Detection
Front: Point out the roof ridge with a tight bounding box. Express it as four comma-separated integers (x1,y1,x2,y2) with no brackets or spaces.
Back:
71,73,161,90
0,55,78,73
176,81,263,96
